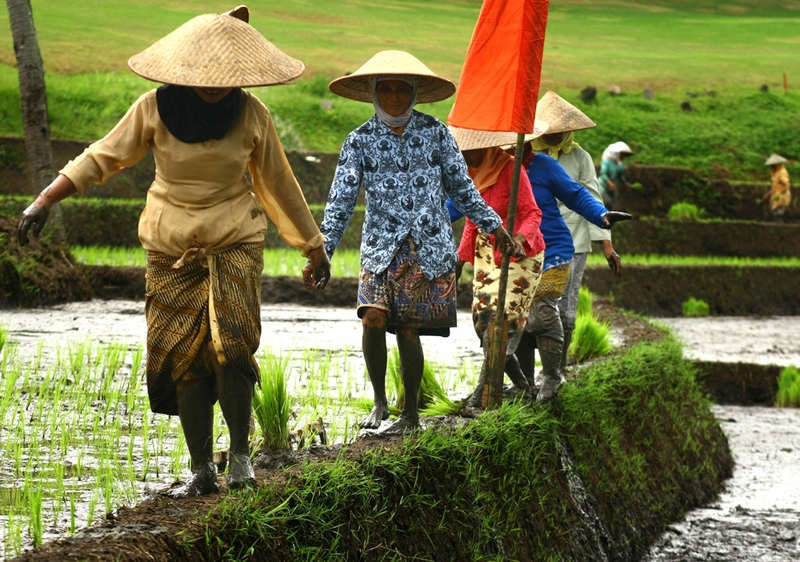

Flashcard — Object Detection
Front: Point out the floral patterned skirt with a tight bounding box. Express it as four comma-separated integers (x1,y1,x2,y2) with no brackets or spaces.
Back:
471,231,544,352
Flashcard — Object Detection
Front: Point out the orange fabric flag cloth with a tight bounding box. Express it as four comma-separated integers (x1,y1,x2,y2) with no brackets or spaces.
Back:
448,0,550,134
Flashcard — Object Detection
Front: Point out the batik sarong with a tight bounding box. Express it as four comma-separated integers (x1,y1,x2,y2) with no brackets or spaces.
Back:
145,242,263,415
357,237,456,337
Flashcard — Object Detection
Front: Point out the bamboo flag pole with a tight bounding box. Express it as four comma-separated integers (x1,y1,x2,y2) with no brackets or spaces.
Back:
485,132,526,409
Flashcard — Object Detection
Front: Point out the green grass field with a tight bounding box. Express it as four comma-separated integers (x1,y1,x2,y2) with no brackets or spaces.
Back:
1,0,799,177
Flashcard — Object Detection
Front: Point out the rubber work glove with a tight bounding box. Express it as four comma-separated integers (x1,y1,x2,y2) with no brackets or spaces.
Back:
18,202,49,246
491,226,516,258
601,211,632,228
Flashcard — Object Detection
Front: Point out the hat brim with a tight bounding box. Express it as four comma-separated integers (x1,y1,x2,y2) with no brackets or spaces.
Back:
128,13,305,88
452,120,549,152
329,50,455,103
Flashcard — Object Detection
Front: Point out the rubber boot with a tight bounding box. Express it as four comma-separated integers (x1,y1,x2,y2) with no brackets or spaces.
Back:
384,328,423,434
467,328,492,408
361,324,390,429
559,327,574,375
169,376,219,498
536,337,565,403
515,331,537,387
218,369,257,490
505,354,530,391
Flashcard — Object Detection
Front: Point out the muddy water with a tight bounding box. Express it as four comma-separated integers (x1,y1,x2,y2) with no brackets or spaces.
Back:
3,302,800,561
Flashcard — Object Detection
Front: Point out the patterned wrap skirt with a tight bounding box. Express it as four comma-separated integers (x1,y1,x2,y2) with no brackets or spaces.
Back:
357,237,457,337
471,231,544,354
145,243,263,415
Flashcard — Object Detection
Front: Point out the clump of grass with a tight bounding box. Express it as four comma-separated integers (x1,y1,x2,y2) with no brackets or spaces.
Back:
386,348,459,416
682,297,710,317
668,201,706,221
577,286,595,318
254,349,292,450
774,366,800,408
570,314,613,364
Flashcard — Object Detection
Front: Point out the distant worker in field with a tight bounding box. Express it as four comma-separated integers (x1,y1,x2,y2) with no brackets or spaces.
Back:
530,91,623,373
762,153,792,223
598,141,634,210
320,50,514,433
17,6,330,498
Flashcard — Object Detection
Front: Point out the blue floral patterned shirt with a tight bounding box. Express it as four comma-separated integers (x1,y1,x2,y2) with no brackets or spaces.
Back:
320,111,502,279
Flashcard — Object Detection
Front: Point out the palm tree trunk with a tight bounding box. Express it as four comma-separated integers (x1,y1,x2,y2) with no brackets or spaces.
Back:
6,0,66,244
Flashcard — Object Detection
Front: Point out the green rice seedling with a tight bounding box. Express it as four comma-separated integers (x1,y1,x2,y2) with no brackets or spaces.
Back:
774,366,800,408
577,286,595,318
419,360,459,416
254,349,292,450
28,486,44,547
570,314,614,364
682,297,710,317
668,201,706,221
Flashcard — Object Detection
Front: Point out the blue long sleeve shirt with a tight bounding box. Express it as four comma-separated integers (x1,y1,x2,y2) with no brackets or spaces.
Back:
320,111,502,279
526,153,608,270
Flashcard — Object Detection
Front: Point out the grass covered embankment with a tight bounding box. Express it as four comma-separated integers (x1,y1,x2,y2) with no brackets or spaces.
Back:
13,333,733,562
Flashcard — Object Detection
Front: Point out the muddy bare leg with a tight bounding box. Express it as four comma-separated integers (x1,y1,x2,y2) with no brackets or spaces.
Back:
169,375,219,498
384,327,423,433
217,367,256,490
360,308,390,429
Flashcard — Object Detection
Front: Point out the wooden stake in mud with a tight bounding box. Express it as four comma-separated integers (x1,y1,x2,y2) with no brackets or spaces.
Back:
484,132,526,409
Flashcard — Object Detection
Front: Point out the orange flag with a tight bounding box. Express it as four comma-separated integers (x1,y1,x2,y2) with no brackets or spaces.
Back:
448,0,550,134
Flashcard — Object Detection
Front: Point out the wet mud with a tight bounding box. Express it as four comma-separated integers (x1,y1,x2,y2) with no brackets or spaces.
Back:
642,405,800,562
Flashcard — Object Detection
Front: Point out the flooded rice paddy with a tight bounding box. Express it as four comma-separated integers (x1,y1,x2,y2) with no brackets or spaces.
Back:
1,300,799,560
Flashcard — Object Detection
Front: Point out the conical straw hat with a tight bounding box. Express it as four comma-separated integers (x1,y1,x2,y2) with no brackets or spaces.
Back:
450,120,548,152
765,153,788,166
525,91,596,139
128,7,304,88
329,50,456,103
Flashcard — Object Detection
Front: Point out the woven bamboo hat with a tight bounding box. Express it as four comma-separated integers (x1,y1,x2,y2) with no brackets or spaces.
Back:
535,91,596,135
329,50,456,103
765,153,788,166
128,5,304,88
523,91,595,142
450,121,548,152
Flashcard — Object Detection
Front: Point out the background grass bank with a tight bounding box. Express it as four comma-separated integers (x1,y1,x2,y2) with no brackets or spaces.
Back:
0,1,798,178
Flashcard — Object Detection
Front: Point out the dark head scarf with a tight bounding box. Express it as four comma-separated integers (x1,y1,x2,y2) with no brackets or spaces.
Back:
156,85,242,144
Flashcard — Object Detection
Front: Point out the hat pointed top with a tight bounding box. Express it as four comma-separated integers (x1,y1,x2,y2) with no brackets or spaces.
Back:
128,6,304,88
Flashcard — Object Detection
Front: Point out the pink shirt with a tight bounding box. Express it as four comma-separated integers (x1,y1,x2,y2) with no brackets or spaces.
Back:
458,160,545,265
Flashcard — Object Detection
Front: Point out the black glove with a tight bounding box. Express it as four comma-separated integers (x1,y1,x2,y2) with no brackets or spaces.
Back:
601,211,632,228
18,203,49,246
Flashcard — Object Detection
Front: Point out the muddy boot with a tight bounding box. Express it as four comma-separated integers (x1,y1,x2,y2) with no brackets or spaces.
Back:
361,317,390,429
169,377,219,498
218,370,256,491
559,327,573,375
536,337,565,403
516,331,537,387
505,354,530,391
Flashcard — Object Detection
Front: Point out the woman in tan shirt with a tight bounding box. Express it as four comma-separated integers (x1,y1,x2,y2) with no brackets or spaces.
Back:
17,6,329,497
